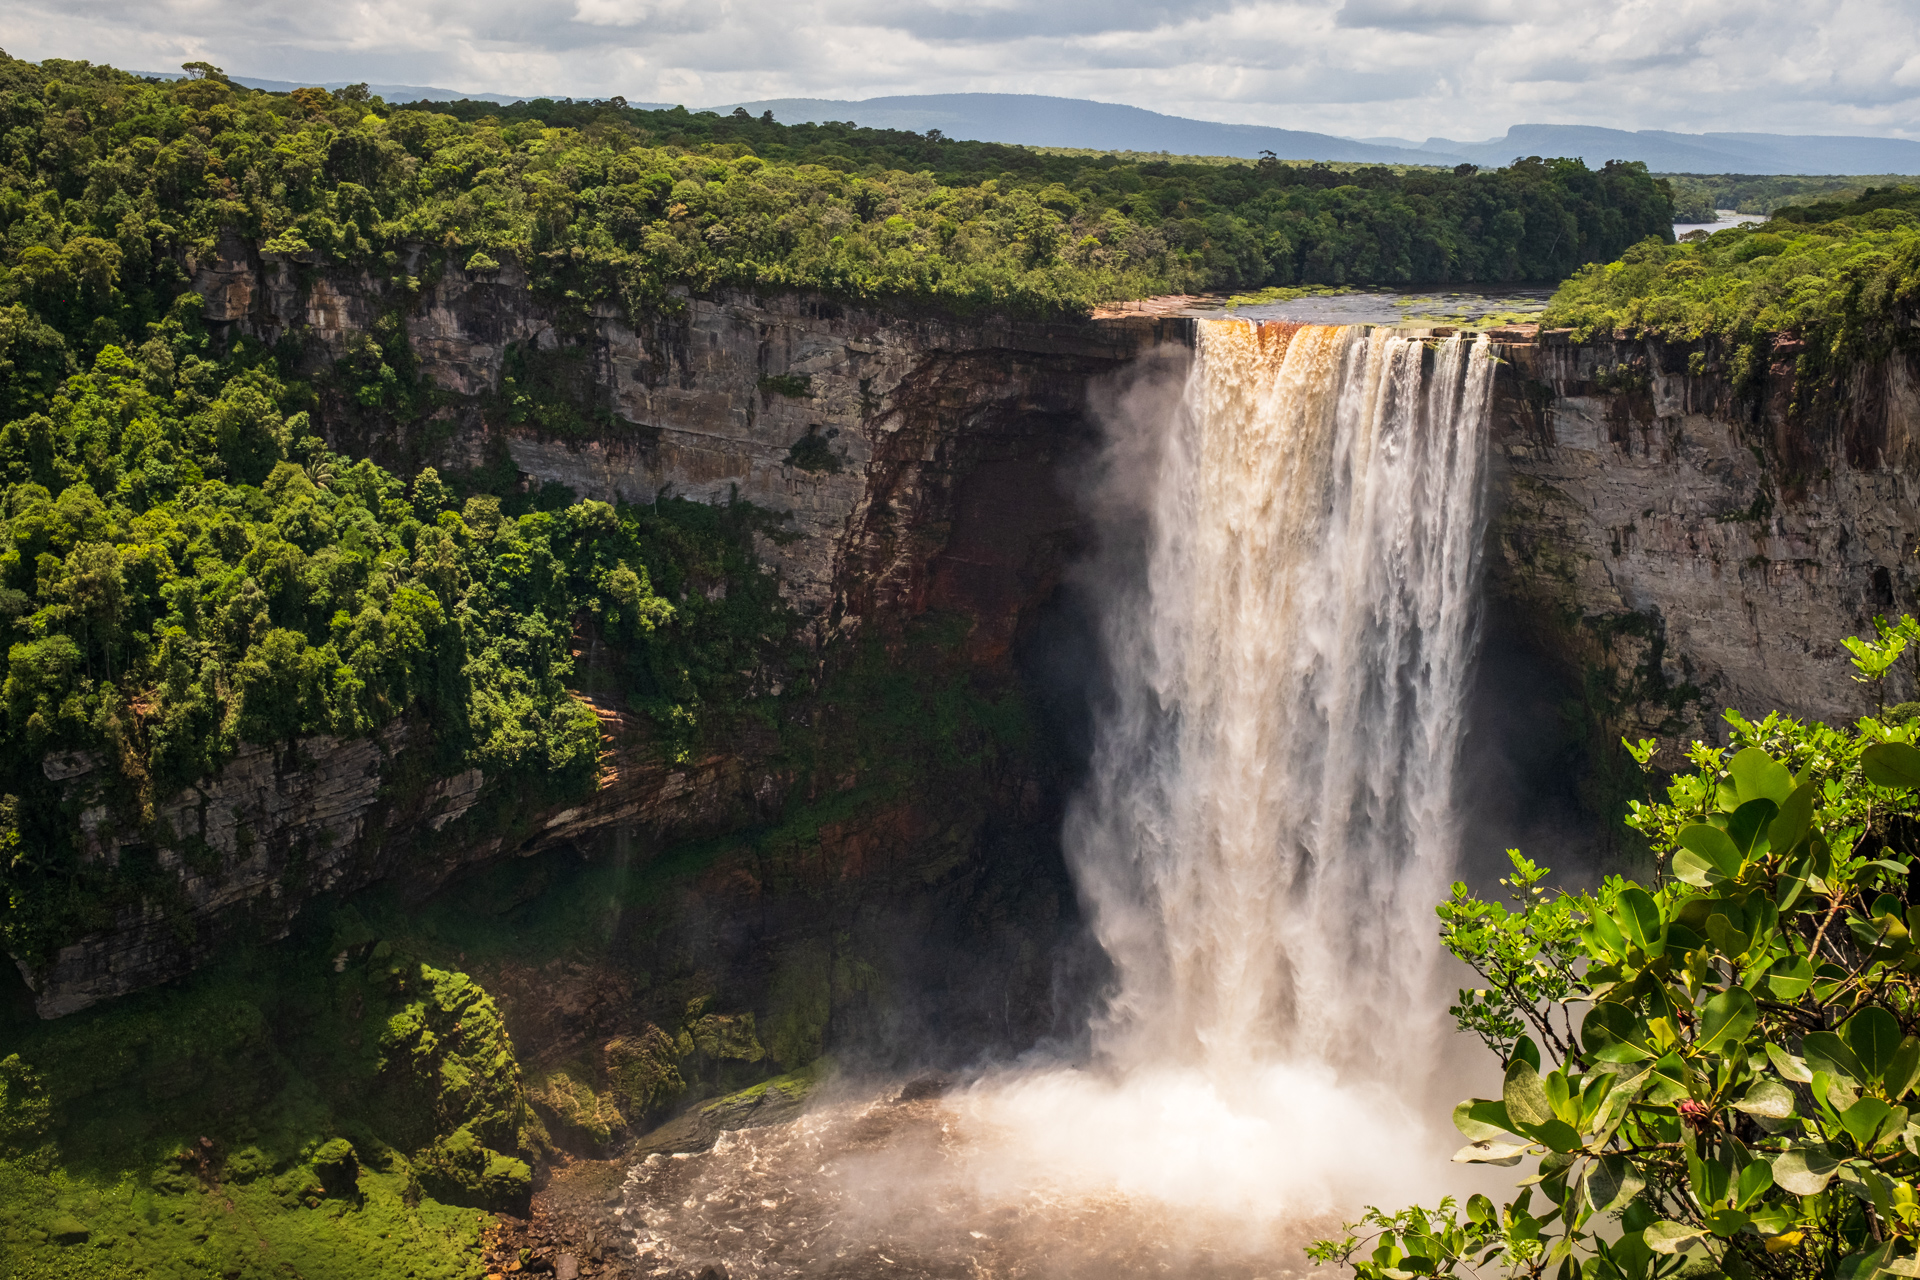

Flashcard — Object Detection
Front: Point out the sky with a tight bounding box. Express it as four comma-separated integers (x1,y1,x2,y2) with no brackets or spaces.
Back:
6,0,1919,141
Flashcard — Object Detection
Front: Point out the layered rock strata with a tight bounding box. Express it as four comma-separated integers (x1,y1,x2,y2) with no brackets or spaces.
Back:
13,237,1180,1017
1485,327,1920,754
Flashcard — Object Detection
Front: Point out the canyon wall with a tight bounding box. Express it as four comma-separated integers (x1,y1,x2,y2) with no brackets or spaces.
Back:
1485,327,1920,760
11,236,1181,1019
22,245,1920,1023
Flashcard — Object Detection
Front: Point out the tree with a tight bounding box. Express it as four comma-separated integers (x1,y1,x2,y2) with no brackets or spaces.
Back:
1310,624,1920,1280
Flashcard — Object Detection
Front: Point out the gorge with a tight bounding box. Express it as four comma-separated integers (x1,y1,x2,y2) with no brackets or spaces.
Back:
9,58,1920,1280
11,259,1920,1278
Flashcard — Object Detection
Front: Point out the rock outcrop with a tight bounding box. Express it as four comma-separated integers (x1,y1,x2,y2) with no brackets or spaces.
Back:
11,236,1178,1017
1485,328,1920,755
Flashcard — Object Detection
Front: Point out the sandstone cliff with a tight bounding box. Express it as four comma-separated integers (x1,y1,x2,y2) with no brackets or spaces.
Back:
11,235,1179,1018
1485,328,1920,758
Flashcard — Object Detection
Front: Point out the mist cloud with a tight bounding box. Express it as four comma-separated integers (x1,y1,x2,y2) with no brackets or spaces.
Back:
7,0,1917,141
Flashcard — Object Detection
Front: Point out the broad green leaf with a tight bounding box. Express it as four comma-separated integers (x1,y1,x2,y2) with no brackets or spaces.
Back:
1643,1220,1709,1254
1864,741,1920,789
1452,1098,1513,1141
1845,1008,1904,1081
1883,1259,1920,1278
1748,1203,1795,1235
1645,1053,1691,1105
1511,1034,1542,1073
1840,1245,1897,1280
1843,1097,1896,1150
1735,1078,1796,1119
1672,848,1718,887
1452,1140,1526,1166
1503,1059,1553,1127
1730,746,1796,804
1706,912,1752,958
1728,797,1780,855
1772,1143,1843,1194
1614,885,1664,953
1465,1193,1495,1224
1696,986,1758,1054
1887,1037,1920,1100
1766,956,1814,1001
1735,1159,1774,1208
1769,782,1818,853
1518,1117,1583,1153
1585,1153,1646,1213
1705,1207,1751,1236
1678,824,1743,878
1807,1031,1865,1081
1583,1002,1643,1055
1767,1042,1814,1083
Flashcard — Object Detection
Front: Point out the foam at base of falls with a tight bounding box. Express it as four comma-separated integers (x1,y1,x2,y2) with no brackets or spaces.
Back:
617,1067,1454,1279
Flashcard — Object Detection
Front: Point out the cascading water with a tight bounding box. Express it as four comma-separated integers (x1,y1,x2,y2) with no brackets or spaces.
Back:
615,321,1500,1278
1072,320,1496,1080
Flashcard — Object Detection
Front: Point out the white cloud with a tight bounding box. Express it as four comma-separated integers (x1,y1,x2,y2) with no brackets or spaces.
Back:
6,0,1917,140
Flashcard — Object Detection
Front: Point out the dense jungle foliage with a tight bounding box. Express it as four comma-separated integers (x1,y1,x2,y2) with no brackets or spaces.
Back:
1539,185,1920,386
0,51,1672,343
1311,624,1920,1280
1662,175,1920,220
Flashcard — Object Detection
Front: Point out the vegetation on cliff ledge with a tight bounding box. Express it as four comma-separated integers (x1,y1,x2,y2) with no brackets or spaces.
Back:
1539,186,1920,386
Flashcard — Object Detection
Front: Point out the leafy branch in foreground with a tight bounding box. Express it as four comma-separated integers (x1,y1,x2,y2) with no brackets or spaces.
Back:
1311,622,1920,1280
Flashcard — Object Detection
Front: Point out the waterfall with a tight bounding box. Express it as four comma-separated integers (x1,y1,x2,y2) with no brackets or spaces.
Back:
1070,319,1498,1083
612,321,1506,1274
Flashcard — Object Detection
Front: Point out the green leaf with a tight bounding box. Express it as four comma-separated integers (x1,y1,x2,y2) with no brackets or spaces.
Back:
1614,885,1664,953
1503,1059,1553,1127
1843,1097,1902,1150
1706,912,1752,958
1585,1153,1646,1213
1452,1098,1514,1141
1772,1143,1843,1194
1806,1030,1865,1082
1696,986,1758,1054
1887,1037,1920,1100
1517,1117,1583,1153
1864,741,1920,789
1672,848,1718,887
1451,1140,1526,1166
1643,1220,1709,1254
1730,746,1796,804
1705,1207,1751,1237
1678,824,1743,878
1767,1042,1815,1083
1766,955,1814,1001
1735,1159,1774,1208
1728,797,1780,855
1845,1008,1904,1081
1734,1078,1796,1119
1840,1245,1897,1280
1769,782,1818,853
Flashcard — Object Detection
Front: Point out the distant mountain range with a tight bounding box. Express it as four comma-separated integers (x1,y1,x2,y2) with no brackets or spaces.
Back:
707,94,1446,165
128,72,1920,176
713,95,1920,176
1365,125,1920,176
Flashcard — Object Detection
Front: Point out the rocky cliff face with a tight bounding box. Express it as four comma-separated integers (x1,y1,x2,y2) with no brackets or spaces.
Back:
1484,328,1920,758
12,235,1179,1019
29,249,1920,1022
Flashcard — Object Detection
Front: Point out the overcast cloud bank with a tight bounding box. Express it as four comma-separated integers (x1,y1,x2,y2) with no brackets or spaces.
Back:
9,0,1918,142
